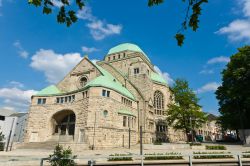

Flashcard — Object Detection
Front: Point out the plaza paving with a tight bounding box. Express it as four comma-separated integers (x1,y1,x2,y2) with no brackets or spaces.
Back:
0,142,250,166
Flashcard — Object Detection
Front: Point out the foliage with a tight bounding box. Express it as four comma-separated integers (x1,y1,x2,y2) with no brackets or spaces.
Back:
48,144,77,166
0,132,4,151
144,152,183,160
166,79,207,141
190,142,202,146
0,132,4,142
205,145,226,150
28,0,83,27
193,152,233,159
28,0,208,46
216,46,250,131
108,154,133,161
153,140,162,145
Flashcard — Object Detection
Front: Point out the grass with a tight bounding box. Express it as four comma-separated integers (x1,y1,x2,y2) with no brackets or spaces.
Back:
206,145,226,150
144,152,183,160
193,152,233,159
108,153,133,161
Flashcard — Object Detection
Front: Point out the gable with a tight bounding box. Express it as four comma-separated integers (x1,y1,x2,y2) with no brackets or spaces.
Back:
57,57,102,92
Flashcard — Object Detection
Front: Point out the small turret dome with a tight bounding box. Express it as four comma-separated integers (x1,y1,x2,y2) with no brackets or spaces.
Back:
107,43,150,62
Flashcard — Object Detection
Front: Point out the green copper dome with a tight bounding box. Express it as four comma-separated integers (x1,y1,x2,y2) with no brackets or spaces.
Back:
107,43,150,62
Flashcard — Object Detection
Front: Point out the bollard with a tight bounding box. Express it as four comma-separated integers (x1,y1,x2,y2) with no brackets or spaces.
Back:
238,154,242,166
88,159,96,166
141,155,144,166
189,155,192,166
40,158,44,166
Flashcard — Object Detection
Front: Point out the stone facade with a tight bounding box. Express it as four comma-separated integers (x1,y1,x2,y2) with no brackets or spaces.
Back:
24,43,186,150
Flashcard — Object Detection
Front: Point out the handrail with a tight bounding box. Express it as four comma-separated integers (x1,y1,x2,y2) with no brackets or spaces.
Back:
37,152,250,166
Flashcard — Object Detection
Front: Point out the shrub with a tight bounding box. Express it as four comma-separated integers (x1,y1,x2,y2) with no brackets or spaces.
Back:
48,144,77,166
0,132,5,151
190,142,202,146
108,154,133,161
206,145,226,150
144,152,183,160
193,152,233,159
153,140,162,145
243,151,250,158
0,142,4,151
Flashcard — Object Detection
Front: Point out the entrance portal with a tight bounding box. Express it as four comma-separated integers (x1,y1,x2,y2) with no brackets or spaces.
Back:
52,110,76,136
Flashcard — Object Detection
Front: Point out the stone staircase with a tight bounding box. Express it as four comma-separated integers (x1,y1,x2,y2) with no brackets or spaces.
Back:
16,135,74,150
17,141,58,150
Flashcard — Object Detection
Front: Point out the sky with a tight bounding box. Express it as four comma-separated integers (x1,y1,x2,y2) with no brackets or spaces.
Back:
0,0,249,115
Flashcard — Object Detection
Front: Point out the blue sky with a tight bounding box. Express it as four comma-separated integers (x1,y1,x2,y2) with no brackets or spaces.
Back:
0,0,249,114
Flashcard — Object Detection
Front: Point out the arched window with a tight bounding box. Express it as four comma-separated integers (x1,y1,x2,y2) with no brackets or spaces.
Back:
80,76,88,87
154,91,164,115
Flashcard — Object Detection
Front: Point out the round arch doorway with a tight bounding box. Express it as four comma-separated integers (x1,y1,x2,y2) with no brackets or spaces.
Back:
52,110,76,136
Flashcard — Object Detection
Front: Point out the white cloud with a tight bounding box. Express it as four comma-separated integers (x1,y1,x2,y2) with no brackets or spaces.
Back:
91,59,100,64
81,46,99,53
30,49,82,84
9,81,24,88
217,19,250,42
207,56,230,64
0,0,2,7
199,69,214,75
0,87,37,112
154,66,174,85
243,0,250,17
13,41,29,58
196,82,220,94
77,6,95,21
77,7,122,40
217,0,250,42
51,0,63,8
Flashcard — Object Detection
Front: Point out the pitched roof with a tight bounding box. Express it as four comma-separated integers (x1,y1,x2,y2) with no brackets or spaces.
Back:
0,109,16,117
150,72,167,85
10,112,27,117
85,64,135,100
107,43,151,62
36,85,62,96
118,109,135,116
34,63,135,101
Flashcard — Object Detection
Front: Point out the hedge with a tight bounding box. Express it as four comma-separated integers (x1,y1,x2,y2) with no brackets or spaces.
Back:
206,145,226,150
193,152,233,159
144,152,183,160
108,154,132,161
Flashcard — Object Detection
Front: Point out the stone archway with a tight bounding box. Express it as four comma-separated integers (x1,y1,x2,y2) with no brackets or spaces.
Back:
51,110,76,141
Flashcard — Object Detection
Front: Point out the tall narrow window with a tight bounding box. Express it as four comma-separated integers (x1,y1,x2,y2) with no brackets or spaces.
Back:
107,91,110,97
113,56,116,60
154,91,164,115
102,90,106,96
108,57,110,61
134,68,139,74
123,116,127,127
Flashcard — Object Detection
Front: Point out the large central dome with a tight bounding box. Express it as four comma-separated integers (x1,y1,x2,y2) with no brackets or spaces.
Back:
107,43,150,62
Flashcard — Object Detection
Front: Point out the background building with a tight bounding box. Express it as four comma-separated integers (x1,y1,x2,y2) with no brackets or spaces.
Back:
0,109,28,151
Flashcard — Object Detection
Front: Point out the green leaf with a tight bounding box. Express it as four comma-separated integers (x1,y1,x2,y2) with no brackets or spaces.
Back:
148,0,164,7
175,33,185,46
43,6,52,14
